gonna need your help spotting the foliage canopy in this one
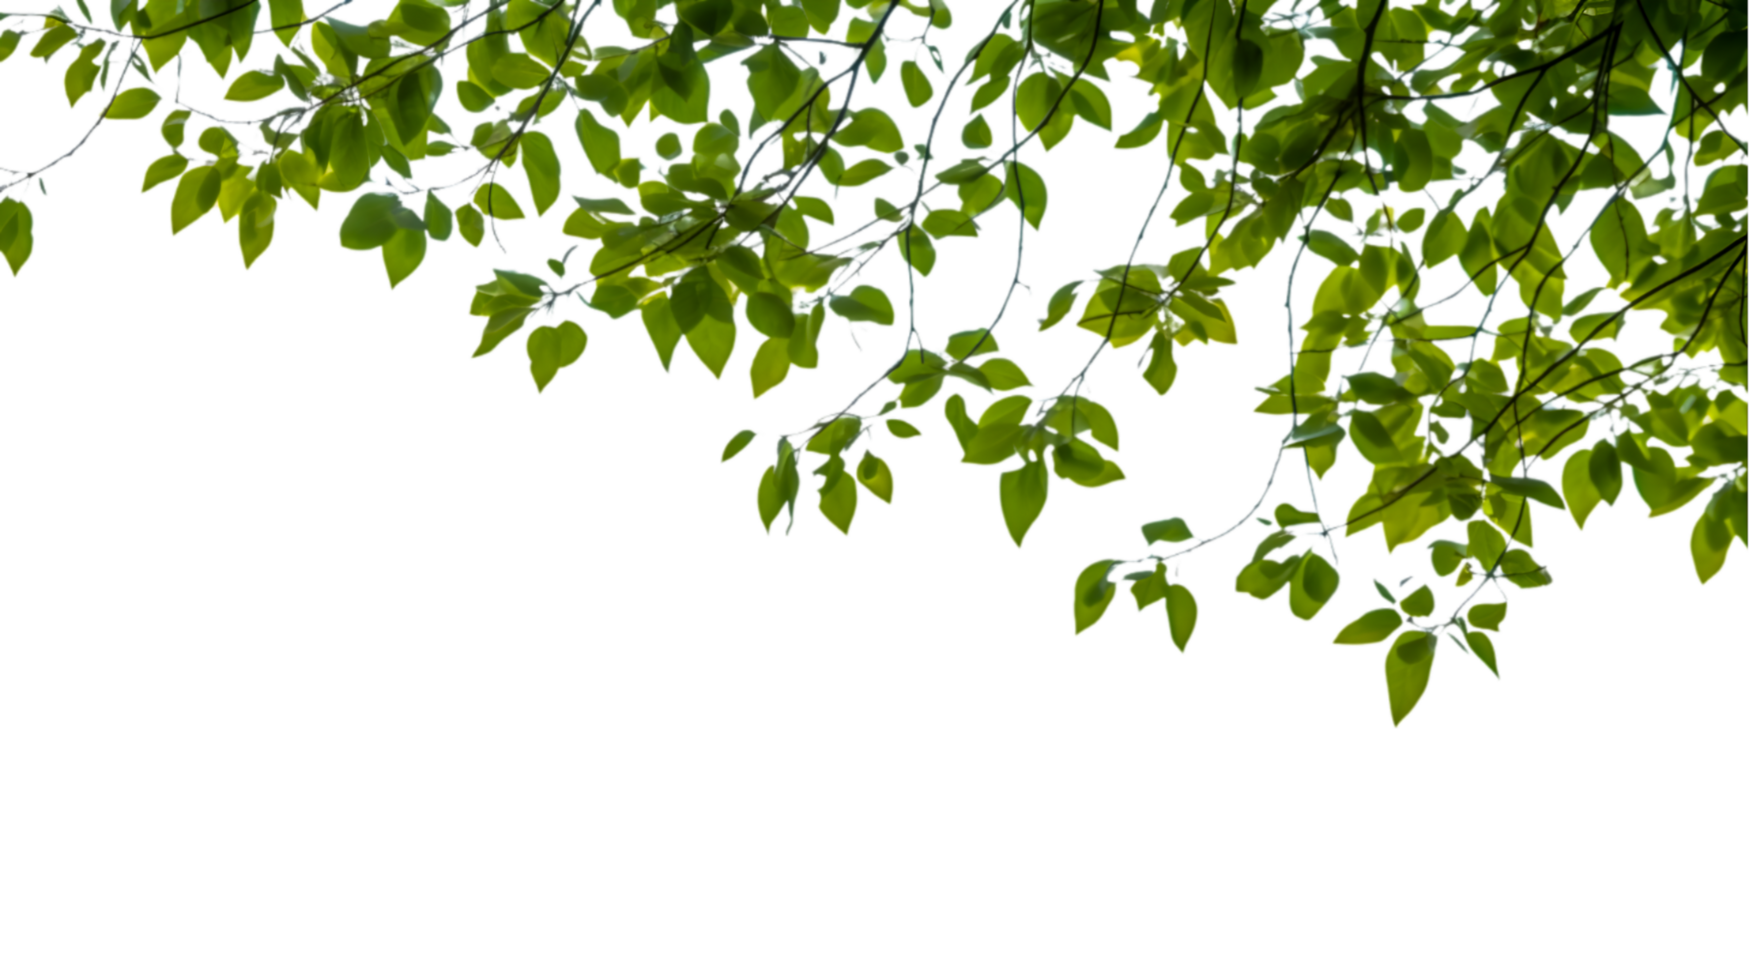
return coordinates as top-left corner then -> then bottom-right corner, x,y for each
2,0 -> 1744,724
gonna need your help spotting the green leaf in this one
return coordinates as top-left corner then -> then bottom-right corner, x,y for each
921,209 -> 978,238
1049,393 -> 1119,451
526,320 -> 587,392
1143,332 -> 1177,395
423,192 -> 453,242
160,109 -> 190,148
382,226 -> 426,287
1335,608 -> 1401,644
339,194 -> 403,250
755,441 -> 801,539
819,465 -> 858,534
457,204 -> 485,246
64,42 -> 100,106
979,359 -> 1031,391
946,330 -> 998,360
1115,110 -> 1162,149
1632,455 -> 1714,517
886,419 -> 921,439
750,336 -> 790,397
238,190 -> 276,268
468,266 -> 542,362
1498,550 -> 1553,588
1231,546 -> 1301,602
1563,449 -> 1603,528
793,196 -> 833,224
1693,163 -> 1749,218
1305,230 -> 1360,266
1039,281 -> 1081,330
856,451 -> 894,503
1251,530 -> 1299,567
1003,162 -> 1047,229
661,266 -> 731,334
743,45 -> 803,120
1132,562 -> 1168,610
31,24 -> 76,61
574,109 -> 622,176
964,423 -> 1023,465
834,159 -> 892,187
141,154 -> 188,192
1015,73 -> 1063,136
828,285 -> 894,325
199,128 -> 240,161
1165,583 -> 1197,652
493,52 -> 554,89
898,225 -> 936,276
902,56 -> 930,110
1052,441 -> 1123,487
961,115 -> 993,149
801,0 -> 839,35
475,182 -> 525,220
1067,79 -> 1112,130
999,458 -> 1048,545
519,131 -> 562,215
1073,560 -> 1117,634
1288,552 -> 1340,620
0,196 -> 33,280
1427,539 -> 1469,577
457,80 -> 494,112
1692,509 -> 1731,584
684,316 -> 735,378
226,71 -> 285,102
899,378 -> 941,411
106,88 -> 162,119
1374,581 -> 1396,603
387,0 -> 451,45
1385,632 -> 1436,726
722,430 -> 757,461
1274,504 -> 1320,527
170,166 -> 222,233
1347,372 -> 1413,404
807,417 -> 862,457
746,293 -> 795,338
1467,520 -> 1506,570
1465,629 -> 1499,677
1232,38 -> 1263,97
1400,585 -> 1434,617
836,109 -> 904,153
1490,475 -> 1565,510
1142,518 -> 1192,544
1468,603 -> 1506,631
863,197 -> 899,226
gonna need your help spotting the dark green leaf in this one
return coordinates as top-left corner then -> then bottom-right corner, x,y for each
1400,585 -> 1434,617
0,199 -> 31,274
1073,560 -> 1117,634
857,451 -> 894,503
1288,552 -> 1340,620
886,419 -> 921,439
999,458 -> 1048,545
722,429 -> 757,461
1274,504 -> 1320,527
1142,518 -> 1192,544
1490,475 -> 1565,510
1385,632 -> 1436,726
1166,583 -> 1197,652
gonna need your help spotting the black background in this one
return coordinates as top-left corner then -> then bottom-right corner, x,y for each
10,3 -> 1735,745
